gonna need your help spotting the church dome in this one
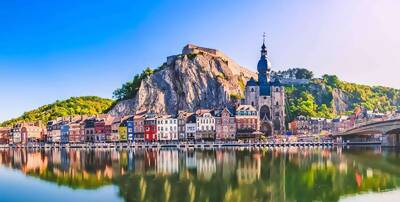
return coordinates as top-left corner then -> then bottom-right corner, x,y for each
257,42 -> 271,73
257,55 -> 271,73
246,77 -> 257,86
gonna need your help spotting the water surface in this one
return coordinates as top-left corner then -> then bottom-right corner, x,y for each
0,147 -> 400,202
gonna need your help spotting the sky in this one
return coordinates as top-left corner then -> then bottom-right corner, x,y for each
1,0 -> 400,122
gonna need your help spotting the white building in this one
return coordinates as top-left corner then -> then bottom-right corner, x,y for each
185,114 -> 197,141
196,109 -> 216,141
157,115 -> 178,141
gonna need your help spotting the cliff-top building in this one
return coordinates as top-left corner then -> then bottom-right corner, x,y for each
244,38 -> 286,135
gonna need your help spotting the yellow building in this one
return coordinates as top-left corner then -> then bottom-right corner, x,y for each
119,124 -> 127,141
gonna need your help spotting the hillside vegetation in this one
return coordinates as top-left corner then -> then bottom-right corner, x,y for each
285,74 -> 400,121
1,96 -> 113,127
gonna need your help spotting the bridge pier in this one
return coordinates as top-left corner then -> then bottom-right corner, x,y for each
382,133 -> 400,147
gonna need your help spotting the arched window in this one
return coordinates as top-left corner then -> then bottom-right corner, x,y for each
276,88 -> 279,92
251,88 -> 254,92
276,101 -> 279,106
251,101 -> 254,106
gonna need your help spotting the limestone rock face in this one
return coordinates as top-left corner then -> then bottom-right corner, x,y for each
331,88 -> 351,113
109,45 -> 257,116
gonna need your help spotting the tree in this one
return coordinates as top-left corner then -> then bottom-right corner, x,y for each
273,68 -> 314,79
322,74 -> 340,88
295,68 -> 314,79
113,67 -> 155,101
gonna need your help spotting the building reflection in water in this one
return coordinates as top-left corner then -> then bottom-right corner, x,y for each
1,147 -> 400,202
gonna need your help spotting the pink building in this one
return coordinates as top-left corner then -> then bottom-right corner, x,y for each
215,107 -> 236,141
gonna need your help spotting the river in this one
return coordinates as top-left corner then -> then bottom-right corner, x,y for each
0,146 -> 399,202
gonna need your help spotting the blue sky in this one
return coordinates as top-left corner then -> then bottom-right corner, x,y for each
1,0 -> 400,121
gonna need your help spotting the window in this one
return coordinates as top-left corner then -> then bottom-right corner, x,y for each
276,101 -> 279,106
251,88 -> 254,92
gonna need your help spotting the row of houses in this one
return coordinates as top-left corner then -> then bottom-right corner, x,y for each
288,116 -> 354,136
1,105 -> 262,145
288,111 -> 398,136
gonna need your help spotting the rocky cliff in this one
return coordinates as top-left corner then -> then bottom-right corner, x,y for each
109,44 -> 257,116
109,44 -> 400,119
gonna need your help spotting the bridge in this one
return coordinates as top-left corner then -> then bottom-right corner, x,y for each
335,118 -> 400,146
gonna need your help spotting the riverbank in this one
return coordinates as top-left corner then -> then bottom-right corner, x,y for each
0,141 -> 335,149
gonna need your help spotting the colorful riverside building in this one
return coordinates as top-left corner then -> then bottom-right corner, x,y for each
46,121 -> 54,143
70,120 -> 84,143
118,118 -> 128,142
110,117 -> 122,142
157,115 -> 178,142
144,112 -> 157,142
49,120 -> 64,143
21,124 -> 43,144
94,119 -> 106,143
134,113 -> 145,142
94,115 -> 114,143
126,117 -> 134,142
196,109 -> 216,141
0,127 -> 10,144
84,118 -> 96,143
215,107 -> 236,141
10,124 -> 21,144
177,111 -> 192,141
60,124 -> 70,144
235,105 -> 260,140
185,114 -> 197,142
52,116 -> 86,144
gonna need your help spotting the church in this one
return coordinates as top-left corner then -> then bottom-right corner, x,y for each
244,39 -> 286,135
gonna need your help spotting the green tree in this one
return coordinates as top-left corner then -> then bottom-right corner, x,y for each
113,67 -> 157,101
322,74 -> 340,88
295,68 -> 314,79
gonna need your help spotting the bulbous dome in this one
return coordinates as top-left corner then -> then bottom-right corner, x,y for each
257,55 -> 271,74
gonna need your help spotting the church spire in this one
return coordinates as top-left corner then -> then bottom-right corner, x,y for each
261,32 -> 267,56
